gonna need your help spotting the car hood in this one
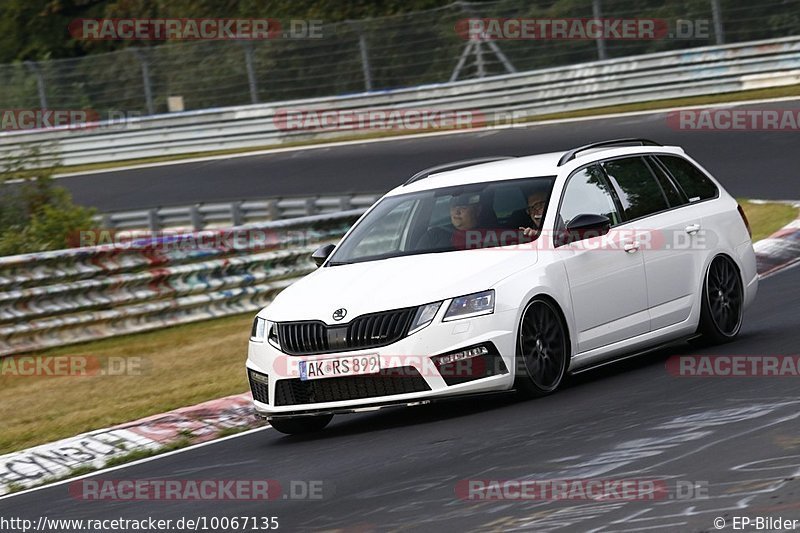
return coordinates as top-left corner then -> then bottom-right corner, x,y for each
263,248 -> 538,323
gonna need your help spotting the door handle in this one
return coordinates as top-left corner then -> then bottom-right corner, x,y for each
623,241 -> 640,253
685,223 -> 701,235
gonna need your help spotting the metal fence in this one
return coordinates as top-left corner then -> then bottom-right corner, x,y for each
94,194 -> 382,231
3,35 -> 800,166
3,0 -> 800,117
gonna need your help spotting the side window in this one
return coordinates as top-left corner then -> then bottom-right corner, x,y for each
559,164 -> 622,228
601,157 -> 669,220
646,156 -> 686,207
656,155 -> 719,202
428,196 -> 452,227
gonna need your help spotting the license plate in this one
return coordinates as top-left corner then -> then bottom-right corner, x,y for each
299,354 -> 381,381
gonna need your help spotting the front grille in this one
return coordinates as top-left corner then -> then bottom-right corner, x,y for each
274,366 -> 430,406
276,307 -> 416,355
248,370 -> 270,404
278,322 -> 329,353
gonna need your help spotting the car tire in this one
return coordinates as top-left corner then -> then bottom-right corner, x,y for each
269,414 -> 333,435
514,297 -> 569,398
694,254 -> 744,346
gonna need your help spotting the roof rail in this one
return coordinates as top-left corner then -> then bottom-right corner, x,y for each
403,156 -> 516,186
557,138 -> 662,167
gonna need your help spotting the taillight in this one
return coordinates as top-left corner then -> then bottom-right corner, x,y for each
737,204 -> 752,238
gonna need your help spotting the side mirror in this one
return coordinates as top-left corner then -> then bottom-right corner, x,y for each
565,213 -> 611,243
311,243 -> 335,267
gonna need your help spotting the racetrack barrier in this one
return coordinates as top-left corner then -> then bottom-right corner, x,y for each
0,210 -> 365,357
2,36 -> 800,167
93,193 -> 381,231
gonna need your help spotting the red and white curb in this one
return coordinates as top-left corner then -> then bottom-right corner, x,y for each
1,202 -> 798,496
753,200 -> 800,278
0,393 -> 264,495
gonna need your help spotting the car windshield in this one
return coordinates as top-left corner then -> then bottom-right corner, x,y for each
328,176 -> 556,265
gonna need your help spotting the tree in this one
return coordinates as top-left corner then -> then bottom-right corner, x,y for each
0,146 -> 97,256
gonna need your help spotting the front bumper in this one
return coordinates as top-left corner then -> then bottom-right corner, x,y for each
255,390 -> 514,420
246,308 -> 518,416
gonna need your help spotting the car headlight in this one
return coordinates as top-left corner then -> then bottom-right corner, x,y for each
443,290 -> 495,321
408,302 -> 442,335
251,317 -> 279,348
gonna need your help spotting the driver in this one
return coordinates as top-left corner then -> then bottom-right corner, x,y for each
416,193 -> 482,249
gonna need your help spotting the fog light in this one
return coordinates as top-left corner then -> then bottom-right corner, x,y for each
432,345 -> 489,366
249,370 -> 269,386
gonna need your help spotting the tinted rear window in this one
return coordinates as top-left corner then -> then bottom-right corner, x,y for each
601,157 -> 669,221
645,156 -> 686,207
656,155 -> 718,202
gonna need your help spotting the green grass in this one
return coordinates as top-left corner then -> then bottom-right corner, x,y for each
56,84 -> 800,176
0,199 -> 796,457
739,199 -> 799,242
0,313 -> 253,455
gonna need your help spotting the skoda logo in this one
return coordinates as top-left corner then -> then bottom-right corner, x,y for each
332,308 -> 347,321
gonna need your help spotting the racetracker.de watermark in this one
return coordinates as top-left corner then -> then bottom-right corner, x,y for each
435,227 -> 716,252
667,355 -> 800,377
273,108 -> 486,132
0,355 -> 146,378
455,479 -> 709,501
667,108 -> 800,131
455,18 -> 709,40
270,353 -> 506,380
1,109 -> 99,131
69,479 -> 326,500
71,229 -> 312,252
68,18 -> 323,40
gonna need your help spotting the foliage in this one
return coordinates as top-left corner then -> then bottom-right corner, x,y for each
0,146 -> 96,256
2,0 -> 799,114
0,0 -> 454,62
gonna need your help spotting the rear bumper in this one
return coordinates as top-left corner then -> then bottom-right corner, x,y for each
736,240 -> 759,310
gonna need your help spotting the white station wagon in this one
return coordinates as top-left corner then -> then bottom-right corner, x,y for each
247,139 -> 758,434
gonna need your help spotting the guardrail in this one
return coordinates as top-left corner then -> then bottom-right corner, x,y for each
0,210 -> 365,357
95,193 -> 381,231
2,36 -> 800,167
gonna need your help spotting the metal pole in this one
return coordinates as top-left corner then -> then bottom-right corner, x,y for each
352,23 -> 373,92
24,61 -> 48,109
242,42 -> 259,104
131,48 -> 155,116
474,40 -> 486,78
592,0 -> 607,60
710,0 -> 725,44
454,1 -> 516,79
450,41 -> 474,82
358,34 -> 373,92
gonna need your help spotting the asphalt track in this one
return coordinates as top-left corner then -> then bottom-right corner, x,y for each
60,99 -> 800,212
5,102 -> 799,532
2,266 -> 799,532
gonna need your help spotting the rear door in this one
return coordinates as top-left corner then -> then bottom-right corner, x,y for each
555,164 -> 650,354
600,156 -> 702,330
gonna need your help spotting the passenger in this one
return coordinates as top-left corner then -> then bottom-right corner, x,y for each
519,191 -> 547,238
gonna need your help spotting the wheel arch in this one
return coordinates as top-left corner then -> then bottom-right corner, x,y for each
515,292 -> 573,372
